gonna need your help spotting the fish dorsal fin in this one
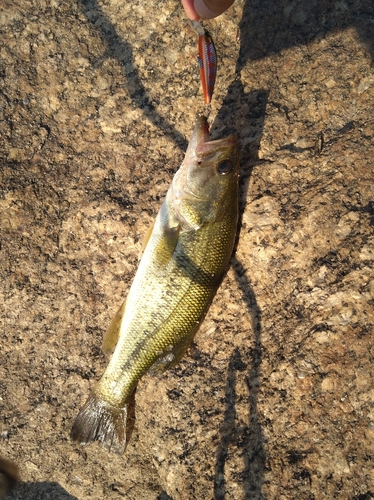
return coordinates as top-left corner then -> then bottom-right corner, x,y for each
138,222 -> 155,261
102,299 -> 126,356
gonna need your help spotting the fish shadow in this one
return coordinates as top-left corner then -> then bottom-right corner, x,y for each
211,81 -> 268,499
209,3 -> 271,494
3,481 -> 78,500
215,258 -> 265,500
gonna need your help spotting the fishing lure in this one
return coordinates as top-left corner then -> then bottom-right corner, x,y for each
198,31 -> 217,104
191,20 -> 217,105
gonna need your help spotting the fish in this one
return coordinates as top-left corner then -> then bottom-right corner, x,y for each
71,115 -> 239,454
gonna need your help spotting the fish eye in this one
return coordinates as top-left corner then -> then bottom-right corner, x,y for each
217,160 -> 232,175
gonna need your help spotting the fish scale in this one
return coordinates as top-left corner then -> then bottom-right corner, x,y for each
71,115 -> 239,454
100,229 -> 228,401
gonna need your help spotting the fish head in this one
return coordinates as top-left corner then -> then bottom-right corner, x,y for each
172,116 -> 239,229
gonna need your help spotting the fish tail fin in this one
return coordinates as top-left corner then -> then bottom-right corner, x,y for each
71,392 -> 134,455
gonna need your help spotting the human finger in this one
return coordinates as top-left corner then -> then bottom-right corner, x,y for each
181,0 -> 200,20
182,0 -> 235,20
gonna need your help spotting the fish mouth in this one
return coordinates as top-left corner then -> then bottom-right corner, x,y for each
194,115 -> 210,145
191,115 -> 237,158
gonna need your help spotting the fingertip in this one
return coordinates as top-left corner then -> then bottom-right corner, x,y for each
182,0 -> 200,20
193,0 -> 216,19
194,0 -> 236,19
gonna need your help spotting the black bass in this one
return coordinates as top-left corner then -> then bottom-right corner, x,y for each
71,115 -> 239,454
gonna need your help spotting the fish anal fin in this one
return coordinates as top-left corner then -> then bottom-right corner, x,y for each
102,300 -> 126,356
70,392 -> 134,455
148,339 -> 191,376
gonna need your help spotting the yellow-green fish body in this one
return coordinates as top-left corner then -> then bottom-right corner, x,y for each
71,116 -> 239,453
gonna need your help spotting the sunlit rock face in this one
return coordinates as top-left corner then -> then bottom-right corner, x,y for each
1,0 -> 373,499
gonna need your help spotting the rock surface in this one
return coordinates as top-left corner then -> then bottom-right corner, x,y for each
1,0 -> 373,499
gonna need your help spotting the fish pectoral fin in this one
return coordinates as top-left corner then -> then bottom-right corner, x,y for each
71,391 -> 135,455
139,213 -> 180,263
102,299 -> 126,356
162,222 -> 181,254
151,222 -> 181,269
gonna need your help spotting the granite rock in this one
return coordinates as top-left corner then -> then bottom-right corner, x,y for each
0,0 -> 373,499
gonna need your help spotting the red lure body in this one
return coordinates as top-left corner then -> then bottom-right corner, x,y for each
198,32 -> 217,105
